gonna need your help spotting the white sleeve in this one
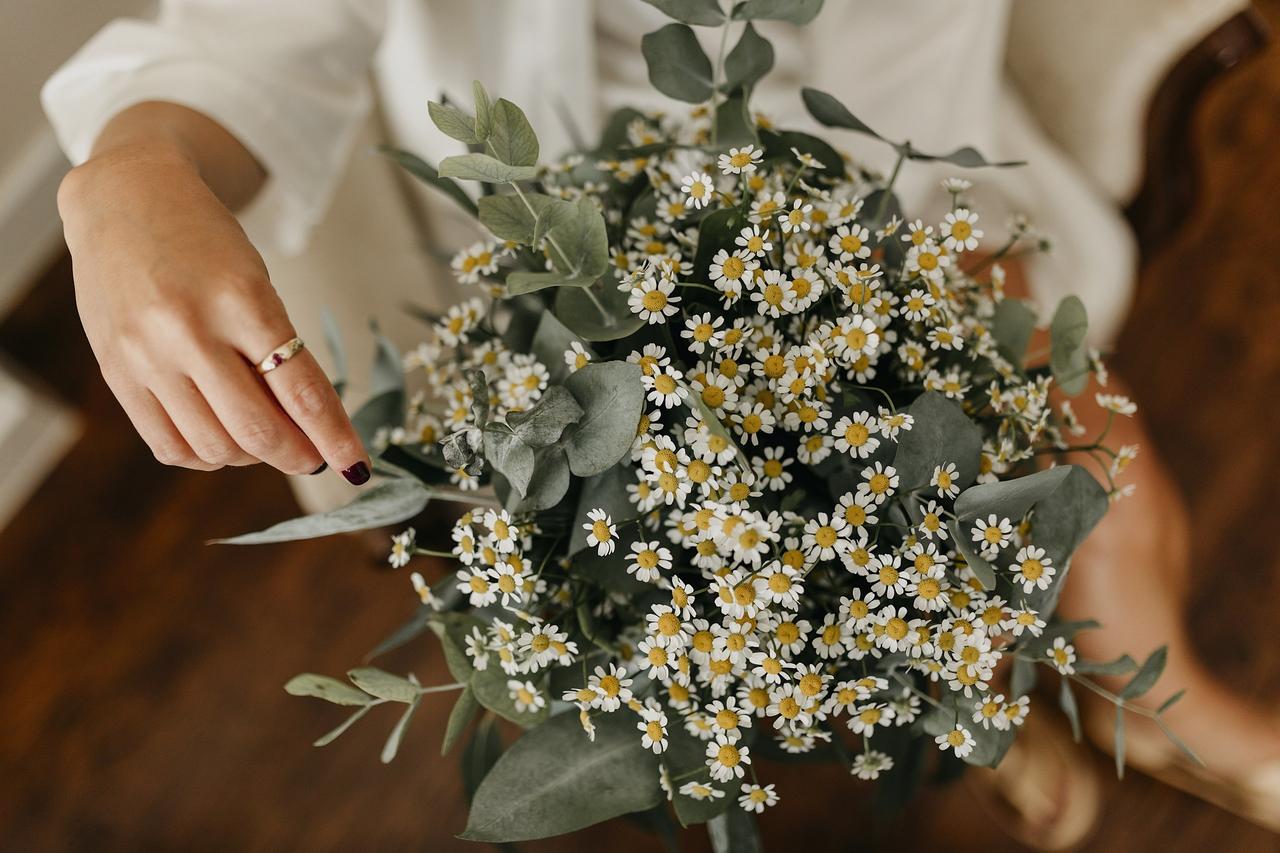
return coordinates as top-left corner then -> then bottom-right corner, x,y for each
41,0 -> 388,255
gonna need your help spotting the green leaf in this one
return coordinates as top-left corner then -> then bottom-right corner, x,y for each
506,386 -> 584,447
713,92 -> 758,148
487,98 -> 540,167
1026,466 -> 1108,609
1059,676 -> 1083,742
429,99 -> 485,144
469,666 -> 549,728
285,674 -> 374,706
313,704 -> 375,747
443,686 -> 480,755
921,695 -> 1014,767
759,129 -> 843,180
381,695 -> 422,764
377,146 -> 478,216
320,307 -> 348,398
692,207 -> 745,283
554,282 -> 645,342
954,465 -> 1073,523
461,711 -> 663,842
347,667 -> 419,703
506,271 -> 599,296
733,0 -> 825,24
568,463 -> 638,555
483,427 -> 536,496
1010,658 -> 1037,698
708,809 -> 762,853
663,723 -> 731,825
1076,655 -> 1139,676
496,446 -> 573,514
1158,689 -> 1186,715
472,81 -> 493,140
641,0 -> 726,25
990,298 -> 1038,368
1114,705 -> 1126,779
890,391 -> 983,492
440,153 -> 539,183
642,24 -> 715,103
479,193 -> 564,243
561,361 -> 646,477
1050,295 -> 1090,396
723,23 -> 773,91
463,715 -> 505,803
547,196 -> 610,279
429,612 -> 483,682
212,478 -> 430,544
531,311 -> 586,383
1120,646 -> 1168,700
801,87 -> 1024,168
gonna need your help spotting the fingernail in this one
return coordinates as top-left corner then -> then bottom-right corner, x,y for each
310,463 -> 328,475
341,461 -> 371,485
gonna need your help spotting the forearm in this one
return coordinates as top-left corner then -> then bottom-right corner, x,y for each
89,101 -> 267,212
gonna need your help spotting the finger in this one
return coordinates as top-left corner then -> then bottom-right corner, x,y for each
259,347 -> 371,485
102,371 -> 219,471
151,374 -> 257,468
189,346 -> 326,476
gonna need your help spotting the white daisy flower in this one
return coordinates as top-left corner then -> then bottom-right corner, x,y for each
583,508 -> 617,556
681,170 -> 715,209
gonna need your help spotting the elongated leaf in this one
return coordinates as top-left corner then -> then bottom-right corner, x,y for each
348,667 -> 419,703
443,686 -> 480,756
487,98 -> 540,167
429,613 -> 483,682
1050,295 -> 1090,396
954,465 -> 1073,523
891,391 -> 983,492
483,427 -> 536,496
497,446 -> 573,514
506,271 -> 598,296
693,207 -> 745,282
642,24 -> 715,103
313,704 -> 375,747
320,307 -> 348,398
1114,705 -> 1126,779
663,723 -> 731,826
641,0 -> 726,25
723,23 -> 773,91
1120,646 -> 1167,700
733,0 -> 825,24
285,674 -> 374,706
472,80 -> 493,139
759,128 -> 843,180
463,716 -> 505,803
708,809 -> 762,853
561,361 -> 646,477
713,92 -> 758,148
381,696 -> 422,763
429,99 -> 484,144
1010,658 -> 1037,698
949,519 -> 997,590
461,711 -> 662,842
212,478 -> 430,544
440,153 -> 538,184
378,146 -> 478,216
801,87 -> 1024,168
1076,654 -> 1139,676
990,298 -> 1038,368
1059,676 -> 1083,742
506,386 -> 584,447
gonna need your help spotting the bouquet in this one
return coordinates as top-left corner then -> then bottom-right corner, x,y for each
225,0 -> 1186,846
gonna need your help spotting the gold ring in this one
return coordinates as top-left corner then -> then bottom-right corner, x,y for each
255,337 -> 305,375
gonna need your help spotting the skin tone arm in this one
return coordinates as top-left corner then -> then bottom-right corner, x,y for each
56,101 -> 372,483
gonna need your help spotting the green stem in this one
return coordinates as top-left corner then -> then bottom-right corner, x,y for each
709,18 -> 733,147
873,149 -> 907,226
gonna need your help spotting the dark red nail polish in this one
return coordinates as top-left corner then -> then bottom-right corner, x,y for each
341,461 -> 370,485
310,463 -> 328,475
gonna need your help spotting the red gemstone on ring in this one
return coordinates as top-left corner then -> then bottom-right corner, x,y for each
272,353 -> 284,366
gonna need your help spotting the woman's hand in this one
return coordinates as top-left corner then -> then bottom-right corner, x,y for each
57,114 -> 371,483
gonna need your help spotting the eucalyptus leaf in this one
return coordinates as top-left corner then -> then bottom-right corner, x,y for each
723,23 -> 773,91
443,686 -> 480,756
954,465 -> 1074,523
212,478 -> 430,544
546,196 -> 610,279
692,207 -> 745,283
505,445 -> 573,513
470,666 -> 549,728
313,704 -> 375,748
733,0 -> 825,24
1120,646 -> 1168,700
1076,654 -> 1139,676
378,146 -> 478,216
713,92 -> 758,148
506,271 -> 599,296
759,129 -> 843,180
351,389 -> 404,453
440,153 -> 539,184
890,391 -> 983,492
463,715 -> 505,803
990,298 -> 1038,368
1050,295 -> 1090,396
285,674 -> 374,706
1010,658 -> 1037,699
568,463 -> 638,555
641,0 -> 726,25
506,386 -> 584,447
483,427 -> 536,497
461,711 -> 662,842
348,667 -> 420,703
708,809 -> 762,853
428,99 -> 484,145
642,24 -> 715,103
531,311 -> 587,383
1059,676 -> 1083,742
561,361 -> 646,477
320,307 -> 348,398
430,612 -> 484,682
949,520 -> 997,590
487,98 -> 540,167
479,192 -> 571,244
381,696 -> 422,764
555,275 -> 646,342
472,80 -> 493,140
663,723 -> 731,825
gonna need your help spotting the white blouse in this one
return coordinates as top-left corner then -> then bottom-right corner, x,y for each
42,0 -> 1136,344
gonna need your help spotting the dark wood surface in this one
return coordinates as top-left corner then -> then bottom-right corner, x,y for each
4,6 -> 1280,850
